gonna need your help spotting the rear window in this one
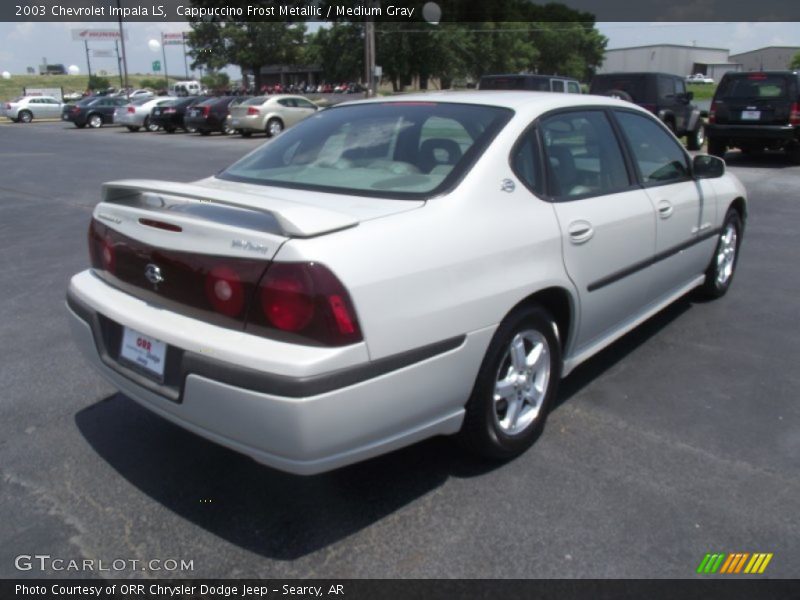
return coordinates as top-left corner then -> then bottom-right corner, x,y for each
590,77 -> 646,103
717,74 -> 790,99
219,102 -> 513,199
244,96 -> 267,105
480,76 -> 550,91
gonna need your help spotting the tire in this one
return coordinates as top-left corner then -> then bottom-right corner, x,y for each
186,126 -> 197,133
126,126 -> 140,132
200,129 -> 211,136
686,123 -> 705,151
458,305 -> 561,460
787,142 -> 800,165
240,130 -> 252,138
87,114 -> 103,129
266,117 -> 284,138
707,138 -> 726,159
698,209 -> 743,299
603,89 -> 633,102
144,117 -> 159,133
18,110 -> 33,124
223,123 -> 236,135
75,123 -> 86,129
164,126 -> 176,134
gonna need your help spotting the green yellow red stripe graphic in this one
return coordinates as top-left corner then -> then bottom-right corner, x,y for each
697,552 -> 773,574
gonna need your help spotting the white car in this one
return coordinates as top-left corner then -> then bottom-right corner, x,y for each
67,92 -> 746,475
686,73 -> 715,84
114,97 -> 175,132
4,95 -> 64,123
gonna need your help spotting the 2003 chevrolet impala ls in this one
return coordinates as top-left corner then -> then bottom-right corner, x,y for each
67,92 -> 746,474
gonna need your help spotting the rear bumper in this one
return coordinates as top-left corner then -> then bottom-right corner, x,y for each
706,123 -> 799,143
184,116 -> 216,131
66,271 -> 487,474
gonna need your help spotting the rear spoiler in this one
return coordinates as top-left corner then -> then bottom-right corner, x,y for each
101,179 -> 358,238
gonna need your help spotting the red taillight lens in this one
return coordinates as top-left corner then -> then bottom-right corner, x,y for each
163,107 -> 176,114
127,106 -> 135,114
205,266 -> 245,317
88,220 -> 116,274
71,106 -> 80,113
202,106 -> 211,117
250,262 -> 362,346
790,102 -> 800,126
709,100 -> 719,124
247,106 -> 259,116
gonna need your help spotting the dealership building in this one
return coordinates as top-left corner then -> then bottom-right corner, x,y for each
598,44 -> 742,80
729,46 -> 800,71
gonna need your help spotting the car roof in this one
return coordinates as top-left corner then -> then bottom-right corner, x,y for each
593,72 -> 677,78
336,90 -> 639,114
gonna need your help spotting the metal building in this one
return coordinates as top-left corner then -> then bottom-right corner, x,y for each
598,44 -> 740,79
729,46 -> 800,71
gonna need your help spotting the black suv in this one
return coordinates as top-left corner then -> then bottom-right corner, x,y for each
705,71 -> 800,163
479,74 -> 582,94
589,72 -> 705,150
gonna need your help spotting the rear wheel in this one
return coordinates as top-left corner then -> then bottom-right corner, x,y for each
266,117 -> 284,137
144,117 -> 159,132
707,138 -> 726,159
698,209 -> 742,299
87,114 -> 103,129
126,126 -> 140,132
18,110 -> 33,124
200,129 -> 211,136
686,123 -> 705,151
458,305 -> 561,460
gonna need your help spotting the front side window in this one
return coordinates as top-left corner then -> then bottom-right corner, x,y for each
551,80 -> 566,93
220,102 -> 512,199
567,81 -> 581,94
539,110 -> 630,198
614,111 -> 690,185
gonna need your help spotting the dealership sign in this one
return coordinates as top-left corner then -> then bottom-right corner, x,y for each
71,29 -> 129,41
161,32 -> 187,46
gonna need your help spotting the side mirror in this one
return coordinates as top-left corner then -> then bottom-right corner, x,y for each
693,154 -> 725,179
685,90 -> 694,101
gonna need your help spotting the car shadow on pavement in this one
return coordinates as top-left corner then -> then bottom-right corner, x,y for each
74,293 -> 696,560
721,150 -> 796,169
74,392 -> 497,560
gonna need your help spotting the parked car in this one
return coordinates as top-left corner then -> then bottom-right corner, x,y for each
589,72 -> 706,150
479,74 -> 582,94
4,95 -> 64,123
129,89 -> 155,100
686,73 -> 715,84
61,96 -> 129,128
228,94 -> 318,137
114,97 -> 175,132
149,96 -> 210,133
184,96 -> 246,135
66,92 -> 746,475
705,71 -> 800,163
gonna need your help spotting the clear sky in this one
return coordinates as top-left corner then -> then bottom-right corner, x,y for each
0,21 -> 798,78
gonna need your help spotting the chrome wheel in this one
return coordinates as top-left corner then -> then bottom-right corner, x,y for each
493,330 -> 550,436
267,118 -> 283,137
716,223 -> 738,287
88,114 -> 102,128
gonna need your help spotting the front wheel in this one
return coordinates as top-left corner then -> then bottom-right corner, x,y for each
707,138 -> 726,158
266,117 -> 284,137
686,123 -> 705,151
698,209 -> 742,299
458,305 -> 561,460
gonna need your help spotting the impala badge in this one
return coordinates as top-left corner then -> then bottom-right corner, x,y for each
145,264 -> 164,286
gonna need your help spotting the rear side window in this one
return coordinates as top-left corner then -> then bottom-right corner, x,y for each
614,111 -> 689,185
539,110 -> 630,198
717,75 -> 790,99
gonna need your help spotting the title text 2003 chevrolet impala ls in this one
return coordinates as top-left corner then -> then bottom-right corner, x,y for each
66,92 -> 746,474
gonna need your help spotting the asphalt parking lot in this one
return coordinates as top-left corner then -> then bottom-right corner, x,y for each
1,120 -> 798,579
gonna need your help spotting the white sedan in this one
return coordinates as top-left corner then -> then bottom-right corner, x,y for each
67,92 -> 746,474
4,95 -> 63,122
686,73 -> 715,84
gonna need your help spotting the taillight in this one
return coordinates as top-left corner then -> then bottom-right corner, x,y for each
127,106 -> 135,113
709,100 -> 719,124
249,262 -> 362,346
247,106 -> 259,116
790,102 -> 800,126
202,106 -> 211,117
163,107 -> 177,114
71,106 -> 80,114
88,220 -> 116,274
205,266 -> 245,317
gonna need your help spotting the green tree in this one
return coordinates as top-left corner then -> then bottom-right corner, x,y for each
791,51 -> 800,69
306,23 -> 364,83
87,75 -> 110,91
201,71 -> 230,90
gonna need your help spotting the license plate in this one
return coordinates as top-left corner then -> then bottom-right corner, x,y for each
231,119 -> 240,126
741,110 -> 761,120
119,327 -> 167,380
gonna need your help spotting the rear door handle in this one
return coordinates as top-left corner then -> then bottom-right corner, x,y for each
657,200 -> 674,219
567,220 -> 594,244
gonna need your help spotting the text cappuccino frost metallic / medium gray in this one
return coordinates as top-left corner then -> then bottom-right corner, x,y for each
66,91 -> 747,474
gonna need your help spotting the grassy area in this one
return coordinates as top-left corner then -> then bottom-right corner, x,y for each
687,83 -> 717,101
0,74 -> 177,102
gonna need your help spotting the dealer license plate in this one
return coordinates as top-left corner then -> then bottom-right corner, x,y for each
741,110 -> 761,120
119,327 -> 166,379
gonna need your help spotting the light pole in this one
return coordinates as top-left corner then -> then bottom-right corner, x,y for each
116,0 -> 130,98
